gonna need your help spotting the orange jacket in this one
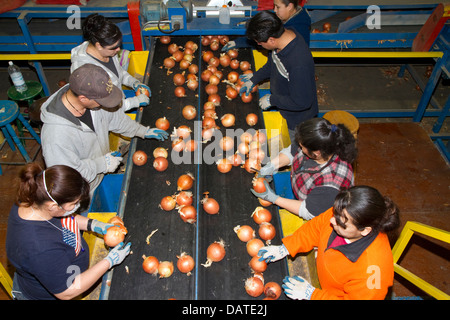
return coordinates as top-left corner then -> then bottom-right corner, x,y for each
282,208 -> 394,300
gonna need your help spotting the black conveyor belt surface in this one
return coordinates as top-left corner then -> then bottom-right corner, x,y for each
108,36 -> 288,300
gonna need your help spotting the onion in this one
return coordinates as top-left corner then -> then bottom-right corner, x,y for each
142,255 -> 159,275
219,136 -> 234,151
241,92 -> 253,103
227,71 -> 239,83
243,157 -> 261,173
201,194 -> 220,214
184,40 -> 198,52
172,50 -> 184,62
173,73 -> 185,86
182,105 -> 197,120
186,79 -> 198,91
230,59 -> 240,69
104,225 -> 127,247
168,43 -> 179,54
259,222 -> 276,244
160,36 -> 171,44
323,22 -> 332,31
249,148 -> 266,162
240,132 -> 253,144
205,83 -> 218,95
179,59 -> 191,70
246,113 -> 258,126
240,60 -> 251,72
136,87 -> 150,97
155,117 -> 170,131
208,94 -> 221,106
202,50 -> 214,63
202,128 -> 215,142
178,205 -> 197,224
177,252 -> 195,275
188,63 -> 198,74
227,48 -> 238,59
201,36 -> 211,46
237,142 -> 249,155
246,238 -> 264,257
210,41 -> 220,51
176,191 -> 193,206
219,53 -> 231,67
184,139 -> 198,152
153,156 -> 168,172
219,35 -> 229,45
251,207 -> 272,224
225,86 -> 238,100
159,195 -> 176,211
153,147 -> 168,158
245,276 -> 264,297
202,240 -> 226,267
214,70 -> 223,80
259,198 -> 272,207
177,172 -> 194,190
203,109 -> 217,119
252,177 -> 267,193
249,255 -> 267,273
158,261 -> 174,278
132,150 -> 148,166
172,138 -> 185,152
217,158 -> 232,173
164,57 -> 175,69
176,125 -> 192,139
201,69 -> 212,82
202,116 -> 216,129
234,225 -> 255,242
229,153 -> 243,166
108,215 -> 124,226
174,86 -> 186,97
253,130 -> 267,144
208,74 -> 220,85
220,114 -> 235,127
264,282 -> 282,300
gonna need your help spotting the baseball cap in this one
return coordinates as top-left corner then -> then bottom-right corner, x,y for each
69,64 -> 122,108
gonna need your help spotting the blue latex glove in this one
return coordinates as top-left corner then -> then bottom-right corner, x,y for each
250,180 -> 279,203
258,244 -> 289,263
259,94 -> 271,110
239,74 -> 255,97
132,81 -> 151,97
145,127 -> 169,141
105,242 -> 132,268
282,276 -> 315,300
221,40 -> 236,52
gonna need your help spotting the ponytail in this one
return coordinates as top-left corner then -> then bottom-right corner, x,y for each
82,13 -> 122,48
333,185 -> 400,234
16,163 -> 90,208
294,118 -> 358,163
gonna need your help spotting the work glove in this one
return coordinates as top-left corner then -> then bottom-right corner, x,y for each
131,81 -> 151,97
257,162 -> 276,180
259,94 -> 272,110
89,219 -> 114,235
105,242 -> 132,268
239,74 -> 255,97
258,244 -> 289,263
250,180 -> 279,203
221,40 -> 236,52
127,94 -> 149,108
104,152 -> 123,173
282,275 -> 315,300
144,127 -> 169,141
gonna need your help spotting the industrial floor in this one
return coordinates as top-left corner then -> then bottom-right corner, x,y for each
0,57 -> 449,299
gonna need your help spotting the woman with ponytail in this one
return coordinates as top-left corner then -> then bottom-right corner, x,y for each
71,13 -> 151,111
6,163 -> 131,300
258,185 -> 401,300
252,117 -> 357,220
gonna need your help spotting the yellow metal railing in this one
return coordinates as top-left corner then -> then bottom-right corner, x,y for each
392,221 -> 450,300
0,262 -> 13,299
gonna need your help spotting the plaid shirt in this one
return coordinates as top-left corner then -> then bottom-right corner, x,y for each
291,152 -> 354,200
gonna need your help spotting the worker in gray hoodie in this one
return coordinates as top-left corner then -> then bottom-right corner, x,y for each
71,13 -> 150,112
40,64 -> 168,200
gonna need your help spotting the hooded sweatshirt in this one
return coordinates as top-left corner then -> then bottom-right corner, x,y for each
71,41 -> 138,111
40,85 -> 148,197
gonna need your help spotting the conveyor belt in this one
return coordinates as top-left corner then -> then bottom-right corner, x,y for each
108,36 -> 288,300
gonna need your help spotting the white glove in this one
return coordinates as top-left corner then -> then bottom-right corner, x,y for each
259,94 -> 271,110
222,40 -> 236,51
258,244 -> 289,263
105,242 -> 131,268
257,162 -> 276,179
239,74 -> 255,96
127,94 -> 149,108
104,152 -> 123,173
282,275 -> 315,300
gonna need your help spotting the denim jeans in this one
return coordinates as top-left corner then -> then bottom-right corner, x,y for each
11,273 -> 29,300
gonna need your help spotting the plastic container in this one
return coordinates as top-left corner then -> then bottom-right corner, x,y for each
219,5 -> 230,25
8,61 -> 27,93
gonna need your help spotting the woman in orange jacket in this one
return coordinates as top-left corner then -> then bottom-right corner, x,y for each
258,185 -> 400,300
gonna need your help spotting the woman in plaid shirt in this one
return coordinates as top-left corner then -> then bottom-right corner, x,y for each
252,118 -> 357,220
